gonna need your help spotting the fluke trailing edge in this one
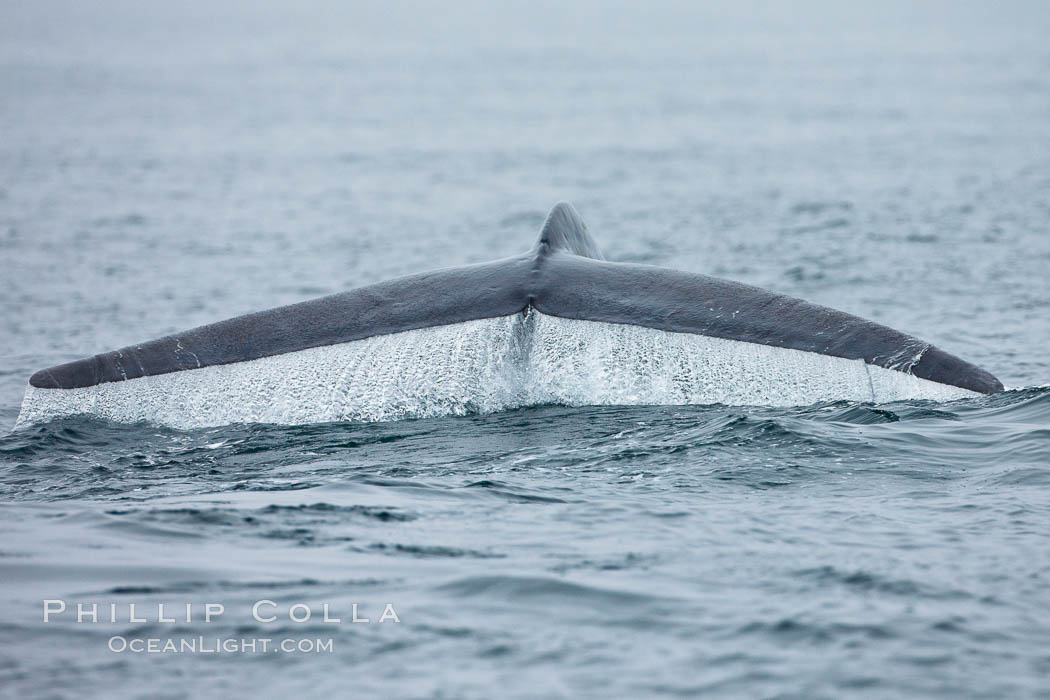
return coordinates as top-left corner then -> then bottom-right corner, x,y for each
18,203 -> 1003,428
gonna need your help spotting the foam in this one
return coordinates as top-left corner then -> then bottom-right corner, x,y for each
15,311 -> 976,429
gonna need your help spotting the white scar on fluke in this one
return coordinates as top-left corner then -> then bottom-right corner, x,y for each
17,203 -> 999,429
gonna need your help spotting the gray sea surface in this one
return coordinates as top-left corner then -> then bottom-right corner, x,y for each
2,1 -> 1050,697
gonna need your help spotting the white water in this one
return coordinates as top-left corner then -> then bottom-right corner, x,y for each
16,311 -> 975,429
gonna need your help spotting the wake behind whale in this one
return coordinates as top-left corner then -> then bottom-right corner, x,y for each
16,203 -> 1002,429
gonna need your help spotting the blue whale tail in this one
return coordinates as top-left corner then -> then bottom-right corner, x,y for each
24,202 -> 1003,404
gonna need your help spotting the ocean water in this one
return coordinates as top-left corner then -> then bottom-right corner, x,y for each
2,1 -> 1050,697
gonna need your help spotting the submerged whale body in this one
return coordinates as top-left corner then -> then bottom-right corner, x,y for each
17,203 -> 1002,428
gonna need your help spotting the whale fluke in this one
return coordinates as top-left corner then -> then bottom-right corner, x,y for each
18,202 -> 1003,428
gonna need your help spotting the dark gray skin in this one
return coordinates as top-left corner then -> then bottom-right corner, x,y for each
30,203 -> 1003,395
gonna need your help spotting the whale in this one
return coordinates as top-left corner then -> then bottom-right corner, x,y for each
16,202 -> 1003,428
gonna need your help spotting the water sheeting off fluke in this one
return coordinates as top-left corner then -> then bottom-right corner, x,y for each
17,312 -> 976,429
